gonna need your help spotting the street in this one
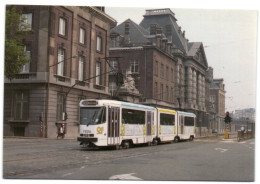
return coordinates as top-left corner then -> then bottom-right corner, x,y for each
3,136 -> 255,181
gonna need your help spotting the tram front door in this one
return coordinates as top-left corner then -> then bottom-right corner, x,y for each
108,107 -> 120,145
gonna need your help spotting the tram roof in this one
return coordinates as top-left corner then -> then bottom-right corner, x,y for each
177,111 -> 196,117
80,99 -> 156,111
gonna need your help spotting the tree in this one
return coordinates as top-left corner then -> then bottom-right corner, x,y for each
5,6 -> 31,80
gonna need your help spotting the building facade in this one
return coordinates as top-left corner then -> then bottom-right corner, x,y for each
109,19 -> 178,109
4,5 -> 116,138
110,9 -> 213,135
209,79 -> 226,133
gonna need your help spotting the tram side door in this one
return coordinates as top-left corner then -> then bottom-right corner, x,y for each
180,115 -> 184,135
108,107 -> 120,145
146,111 -> 152,136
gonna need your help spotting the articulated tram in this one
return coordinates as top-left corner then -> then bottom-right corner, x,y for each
77,99 -> 196,149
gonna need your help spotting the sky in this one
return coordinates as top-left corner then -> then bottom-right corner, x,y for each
105,7 -> 258,113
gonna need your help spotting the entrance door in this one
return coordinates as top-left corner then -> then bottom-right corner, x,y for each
108,107 -> 120,145
146,111 -> 152,136
14,127 -> 25,136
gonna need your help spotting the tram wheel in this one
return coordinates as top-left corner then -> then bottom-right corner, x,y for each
189,136 -> 194,141
174,137 -> 180,143
152,139 -> 158,146
122,141 -> 130,149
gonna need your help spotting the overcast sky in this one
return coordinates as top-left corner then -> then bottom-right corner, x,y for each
105,7 -> 258,113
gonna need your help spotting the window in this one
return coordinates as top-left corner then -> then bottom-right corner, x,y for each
154,61 -> 158,76
130,59 -> 139,73
154,82 -> 158,99
57,93 -> 65,121
20,13 -> 32,31
210,95 -> 215,102
109,60 -> 118,72
166,86 -> 169,101
21,45 -> 31,73
14,91 -> 29,120
170,87 -> 174,102
57,48 -> 65,76
79,28 -> 85,44
109,81 -> 117,96
96,62 -> 101,85
160,64 -> 164,78
59,17 -> 66,36
171,68 -> 174,82
122,109 -> 145,125
80,107 -> 106,125
160,113 -> 175,126
78,56 -> 84,81
184,117 -> 194,126
96,36 -> 102,52
111,37 -> 116,47
160,84 -> 163,100
166,66 -> 169,80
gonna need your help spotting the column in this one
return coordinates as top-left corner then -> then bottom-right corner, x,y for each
193,70 -> 197,105
187,67 -> 193,104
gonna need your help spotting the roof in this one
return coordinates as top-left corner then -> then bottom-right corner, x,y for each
111,19 -> 150,45
140,10 -> 189,53
210,78 -> 224,89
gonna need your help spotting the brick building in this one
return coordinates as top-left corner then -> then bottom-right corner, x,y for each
109,9 -> 214,134
109,19 -> 177,109
4,6 -> 116,138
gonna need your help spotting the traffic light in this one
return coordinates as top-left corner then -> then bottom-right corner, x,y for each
224,111 -> 232,123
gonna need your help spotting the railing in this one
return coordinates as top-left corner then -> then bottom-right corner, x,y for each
15,73 -> 37,79
5,72 -> 48,83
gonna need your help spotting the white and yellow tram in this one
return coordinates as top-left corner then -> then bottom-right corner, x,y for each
77,99 -> 196,149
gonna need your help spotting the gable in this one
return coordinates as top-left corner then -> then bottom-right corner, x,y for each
187,42 -> 208,68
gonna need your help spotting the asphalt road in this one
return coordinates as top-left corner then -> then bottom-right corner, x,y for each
3,136 -> 255,181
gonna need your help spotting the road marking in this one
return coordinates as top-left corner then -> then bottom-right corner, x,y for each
62,173 -> 73,177
80,166 -> 85,170
250,142 -> 254,145
109,173 -> 142,180
215,148 -> 228,153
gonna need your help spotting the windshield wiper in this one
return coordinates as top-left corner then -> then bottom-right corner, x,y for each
87,111 -> 97,126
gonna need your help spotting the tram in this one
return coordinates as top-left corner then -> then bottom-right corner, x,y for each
77,99 -> 196,149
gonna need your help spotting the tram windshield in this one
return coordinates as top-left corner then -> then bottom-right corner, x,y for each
80,107 -> 106,126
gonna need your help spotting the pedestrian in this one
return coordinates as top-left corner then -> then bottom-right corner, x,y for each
57,125 -> 64,139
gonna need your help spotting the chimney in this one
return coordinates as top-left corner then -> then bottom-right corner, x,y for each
156,27 -> 162,34
150,24 -> 157,35
182,30 -> 185,38
124,21 -> 130,44
178,26 -> 181,34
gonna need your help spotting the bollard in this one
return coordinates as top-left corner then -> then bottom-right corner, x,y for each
225,129 -> 229,139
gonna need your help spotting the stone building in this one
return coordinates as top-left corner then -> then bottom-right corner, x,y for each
110,9 -> 213,134
4,5 -> 116,138
209,78 -> 226,133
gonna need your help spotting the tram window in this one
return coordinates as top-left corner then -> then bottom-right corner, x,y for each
184,117 -> 194,126
122,108 -> 145,125
80,107 -> 106,125
160,113 -> 175,126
